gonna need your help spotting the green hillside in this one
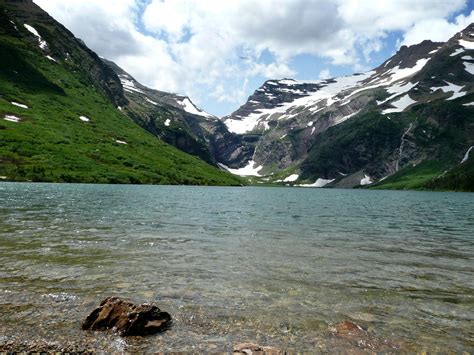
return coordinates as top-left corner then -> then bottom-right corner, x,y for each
0,7 -> 241,186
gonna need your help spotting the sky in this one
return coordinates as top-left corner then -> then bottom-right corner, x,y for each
34,0 -> 474,117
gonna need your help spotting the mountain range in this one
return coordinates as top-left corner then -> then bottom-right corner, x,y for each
1,0 -> 473,191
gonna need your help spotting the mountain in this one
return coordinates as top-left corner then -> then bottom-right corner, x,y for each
0,0 -> 241,185
220,25 -> 474,190
1,0 -> 472,191
102,59 -> 253,167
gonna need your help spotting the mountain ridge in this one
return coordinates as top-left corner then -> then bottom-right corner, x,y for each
1,0 -> 472,190
217,24 -> 474,190
0,0 -> 242,186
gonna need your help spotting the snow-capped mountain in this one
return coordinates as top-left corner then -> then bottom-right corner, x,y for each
5,0 -> 470,190
219,24 -> 474,189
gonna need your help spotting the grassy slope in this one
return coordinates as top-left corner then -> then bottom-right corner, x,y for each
370,158 -> 474,192
371,99 -> 474,191
0,26 -> 241,185
424,155 -> 474,191
369,161 -> 446,190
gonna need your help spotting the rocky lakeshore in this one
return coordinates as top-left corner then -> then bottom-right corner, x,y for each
0,297 -> 406,353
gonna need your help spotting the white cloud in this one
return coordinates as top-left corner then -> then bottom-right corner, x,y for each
318,69 -> 332,80
401,10 -> 474,46
33,0 -> 471,116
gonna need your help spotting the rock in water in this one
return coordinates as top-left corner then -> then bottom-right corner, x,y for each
330,320 -> 401,351
233,343 -> 281,354
82,297 -> 171,336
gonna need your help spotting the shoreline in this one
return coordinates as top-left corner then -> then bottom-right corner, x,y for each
0,319 -> 407,353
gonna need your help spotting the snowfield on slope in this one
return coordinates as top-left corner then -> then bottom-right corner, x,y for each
223,55 -> 433,134
298,178 -> 335,187
431,82 -> 467,101
178,98 -> 213,118
218,160 -> 263,176
24,24 -> 48,50
119,75 -> 145,94
382,94 -> 417,114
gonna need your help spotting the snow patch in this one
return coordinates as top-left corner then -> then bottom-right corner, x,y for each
459,39 -> 474,50
462,55 -> 474,60
4,115 -> 21,123
278,79 -> 297,85
218,160 -> 263,177
461,146 -> 473,163
79,115 -> 90,122
307,121 -> 314,127
463,102 -> 474,106
11,102 -> 28,109
360,174 -> 373,186
450,48 -> 464,56
23,24 -> 48,50
178,98 -> 213,118
377,81 -> 418,106
283,174 -> 299,182
9,20 -> 18,31
463,61 -> 474,75
382,94 -> 417,114
119,76 -> 144,94
115,140 -> 127,145
298,178 -> 334,187
225,112 -> 269,134
431,82 -> 466,101
384,58 -> 429,84
164,118 -> 171,126
145,97 -> 158,105
333,110 -> 360,125
46,55 -> 57,62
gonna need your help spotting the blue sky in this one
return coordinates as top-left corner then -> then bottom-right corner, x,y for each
36,0 -> 474,117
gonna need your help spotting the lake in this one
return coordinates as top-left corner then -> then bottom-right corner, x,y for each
0,182 -> 473,352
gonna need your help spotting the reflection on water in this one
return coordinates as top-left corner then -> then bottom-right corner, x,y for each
1,182 -> 473,352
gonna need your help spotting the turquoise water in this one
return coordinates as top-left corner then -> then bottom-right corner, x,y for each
0,182 -> 473,352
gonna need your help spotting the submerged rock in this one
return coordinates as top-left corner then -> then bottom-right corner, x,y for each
82,297 -> 171,336
329,320 -> 401,352
233,342 -> 281,354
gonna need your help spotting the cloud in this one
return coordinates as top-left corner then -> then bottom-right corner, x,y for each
318,69 -> 332,80
401,10 -> 474,46
33,0 -> 471,116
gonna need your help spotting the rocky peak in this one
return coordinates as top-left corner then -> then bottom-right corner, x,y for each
454,23 -> 474,40
377,40 -> 442,72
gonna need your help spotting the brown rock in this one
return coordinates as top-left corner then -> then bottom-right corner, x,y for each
233,342 -> 282,354
330,320 -> 400,352
82,297 -> 171,336
335,320 -> 366,336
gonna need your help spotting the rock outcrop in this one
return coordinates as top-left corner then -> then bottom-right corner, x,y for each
82,297 -> 171,336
